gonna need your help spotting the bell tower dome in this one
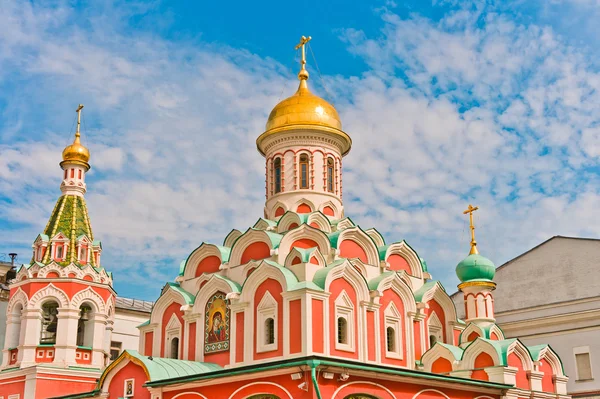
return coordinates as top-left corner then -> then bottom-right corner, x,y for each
257,36 -> 352,220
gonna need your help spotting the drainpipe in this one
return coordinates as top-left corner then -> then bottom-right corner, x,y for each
308,360 -> 322,399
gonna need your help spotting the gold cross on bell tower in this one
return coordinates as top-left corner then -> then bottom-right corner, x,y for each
295,35 -> 312,80
75,104 -> 84,138
463,204 -> 479,255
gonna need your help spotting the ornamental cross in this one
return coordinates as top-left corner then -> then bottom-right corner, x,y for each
295,35 -> 312,71
463,204 -> 479,255
75,104 -> 84,137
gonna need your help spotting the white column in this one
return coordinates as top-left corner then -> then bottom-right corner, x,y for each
92,314 -> 107,368
19,308 -> 42,367
53,308 -> 79,367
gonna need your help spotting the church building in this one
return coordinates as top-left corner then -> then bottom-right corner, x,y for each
0,37 -> 570,399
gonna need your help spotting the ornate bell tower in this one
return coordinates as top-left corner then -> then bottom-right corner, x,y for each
257,36 -> 352,220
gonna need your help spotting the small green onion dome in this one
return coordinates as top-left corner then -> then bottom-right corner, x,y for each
456,253 -> 496,283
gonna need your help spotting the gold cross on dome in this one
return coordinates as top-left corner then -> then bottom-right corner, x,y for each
295,35 -> 312,73
75,104 -> 84,137
463,204 -> 479,255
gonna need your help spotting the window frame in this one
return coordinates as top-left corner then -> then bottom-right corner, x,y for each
574,346 -> 594,381
384,302 -> 403,359
256,291 -> 278,353
334,291 -> 355,352
273,158 -> 282,194
327,157 -> 335,193
299,154 -> 309,189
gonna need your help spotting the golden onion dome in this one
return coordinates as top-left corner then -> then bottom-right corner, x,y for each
257,52 -> 352,156
61,132 -> 90,169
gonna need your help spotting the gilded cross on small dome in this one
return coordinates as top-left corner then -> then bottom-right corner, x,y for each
75,104 -> 84,138
463,204 -> 479,255
294,35 -> 312,81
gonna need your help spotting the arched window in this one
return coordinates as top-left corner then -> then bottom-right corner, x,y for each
430,334 -> 437,347
337,317 -> 347,344
274,158 -> 282,194
327,157 -> 335,193
7,304 -> 23,349
76,304 -> 93,347
265,318 -> 275,345
387,326 -> 395,352
299,154 -> 309,189
55,245 -> 64,260
170,337 -> 179,359
40,301 -> 59,345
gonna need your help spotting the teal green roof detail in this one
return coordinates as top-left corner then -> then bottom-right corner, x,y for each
312,259 -> 365,290
211,274 -> 241,293
35,233 -> 49,242
240,260 -> 299,291
413,281 -> 440,302
217,246 -> 231,261
100,350 -> 222,385
38,194 -> 96,267
291,247 -> 317,263
378,245 -> 389,261
527,344 -> 548,361
420,257 -> 429,272
180,243 -> 231,276
436,343 -> 464,360
164,283 -> 195,305
328,231 -> 342,248
456,254 -> 495,283
264,231 -> 283,248
178,260 -> 186,276
368,271 -> 396,291
92,240 -> 101,247
137,320 -> 150,328
253,218 -> 277,228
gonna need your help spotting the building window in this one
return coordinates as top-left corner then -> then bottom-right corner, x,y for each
337,317 -> 347,344
575,348 -> 593,381
170,337 -> 179,359
334,290 -> 354,352
428,311 -> 443,346
78,169 -> 82,179
76,304 -> 93,347
64,169 -> 67,179
384,302 -> 403,359
257,291 -> 278,353
265,318 -> 275,345
299,154 -> 309,189
40,301 -> 59,345
387,327 -> 395,352
274,158 -> 282,194
70,169 -> 75,178
79,245 -> 87,263
327,157 -> 335,192
110,341 -> 122,360
55,245 -> 64,260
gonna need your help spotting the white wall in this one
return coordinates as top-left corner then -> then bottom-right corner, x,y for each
112,308 -> 149,353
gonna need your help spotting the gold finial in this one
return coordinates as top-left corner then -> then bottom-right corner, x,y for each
463,204 -> 480,255
75,104 -> 84,140
295,35 -> 312,81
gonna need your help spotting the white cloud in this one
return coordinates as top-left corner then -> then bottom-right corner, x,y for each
1,0 -> 600,299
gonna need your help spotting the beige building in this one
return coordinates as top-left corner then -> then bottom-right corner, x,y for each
452,236 -> 600,398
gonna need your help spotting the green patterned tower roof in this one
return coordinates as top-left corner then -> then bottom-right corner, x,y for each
38,194 -> 96,267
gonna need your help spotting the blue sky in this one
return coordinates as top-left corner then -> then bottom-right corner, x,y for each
2,0 -> 600,300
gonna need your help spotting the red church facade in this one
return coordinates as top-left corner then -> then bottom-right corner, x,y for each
0,39 -> 569,399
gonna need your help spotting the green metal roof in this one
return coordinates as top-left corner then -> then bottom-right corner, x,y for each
312,259 -> 347,289
291,247 -> 317,263
368,271 -> 396,291
211,274 -> 241,293
437,343 -> 464,360
456,254 -> 495,283
164,283 -> 195,305
413,280 -> 440,302
38,194 -> 97,267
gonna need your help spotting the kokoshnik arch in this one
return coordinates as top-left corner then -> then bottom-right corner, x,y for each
0,37 -> 570,399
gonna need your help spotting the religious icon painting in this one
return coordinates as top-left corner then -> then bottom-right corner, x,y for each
123,378 -> 134,397
204,292 -> 230,353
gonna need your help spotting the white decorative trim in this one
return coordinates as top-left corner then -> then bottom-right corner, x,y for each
165,314 -> 181,359
412,389 -> 451,399
334,290 -> 355,352
172,393 -> 208,399
383,241 -> 424,279
228,229 -> 276,266
277,224 -> 331,262
256,291 -> 278,353
336,227 -> 379,266
71,287 -> 107,313
384,301 -> 403,359
332,381 -> 397,399
29,283 -> 69,308
227,381 -> 293,399
462,338 -> 502,369
306,212 -> 332,232
427,311 -> 443,346
182,243 -> 224,281
364,228 -> 385,247
421,342 -> 461,373
6,288 -> 28,314
223,229 -> 243,248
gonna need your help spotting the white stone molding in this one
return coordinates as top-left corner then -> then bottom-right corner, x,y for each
306,212 -> 332,232
384,301 -> 403,360
371,272 -> 417,313
37,266 -> 63,278
292,197 -> 316,213
334,290 -> 355,352
332,381 -> 398,399
319,200 -> 340,219
182,243 -> 224,281
421,342 -> 461,373
417,282 -> 458,344
256,291 -> 278,353
227,381 -> 293,399
228,229 -> 277,267
268,201 -> 289,220
6,288 -> 28,315
223,229 -> 243,248
506,339 -> 534,371
323,260 -> 370,303
461,338 -> 502,369
164,313 -> 182,359
364,228 -> 386,248
71,287 -> 107,313
336,218 -> 355,230
489,323 -> 504,340
459,323 -> 485,346
62,264 -> 85,279
239,261 -> 290,303
277,224 -> 331,262
192,275 -> 236,315
382,242 -> 424,279
276,212 -> 303,233
427,311 -> 444,346
536,346 -> 565,377
336,227 -> 380,266
29,283 -> 70,309
149,287 -> 186,325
